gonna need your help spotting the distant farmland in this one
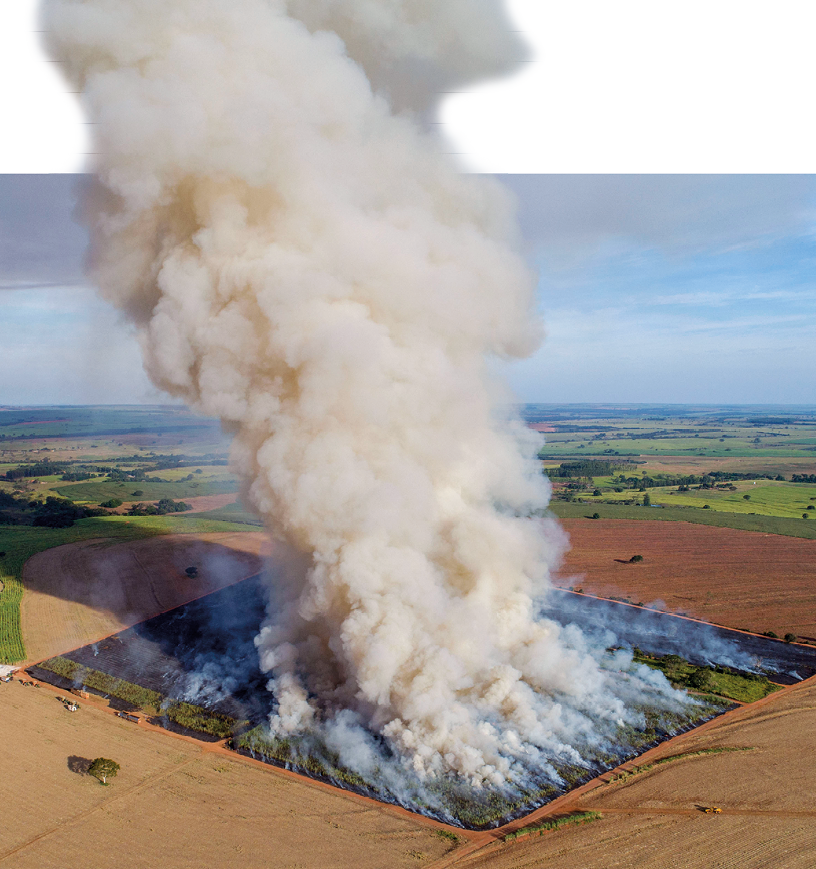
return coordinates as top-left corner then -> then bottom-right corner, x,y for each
55,479 -> 237,503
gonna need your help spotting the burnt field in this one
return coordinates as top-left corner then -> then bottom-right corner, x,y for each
33,574 -> 271,725
27,577 -> 816,829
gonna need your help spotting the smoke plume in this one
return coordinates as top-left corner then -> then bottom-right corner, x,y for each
43,0 -> 687,788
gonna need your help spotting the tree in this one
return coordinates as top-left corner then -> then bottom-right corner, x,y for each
784,633 -> 797,643
185,566 -> 199,577
688,668 -> 712,691
593,489 -> 601,497
642,493 -> 651,506
628,554 -> 643,563
743,494 -> 751,500
88,757 -> 120,785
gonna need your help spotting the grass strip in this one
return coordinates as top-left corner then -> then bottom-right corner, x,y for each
548,501 -> 816,540
36,656 -> 245,736
610,746 -> 754,784
38,656 -> 163,709
504,811 -> 602,841
633,651 -> 782,703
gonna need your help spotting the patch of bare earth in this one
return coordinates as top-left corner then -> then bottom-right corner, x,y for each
554,519 -> 816,639
0,684 -> 452,869
109,493 -> 239,514
454,679 -> 816,869
21,533 -> 271,662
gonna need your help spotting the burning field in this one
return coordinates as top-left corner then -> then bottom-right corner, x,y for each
29,0 -> 816,853
28,575 -> 816,829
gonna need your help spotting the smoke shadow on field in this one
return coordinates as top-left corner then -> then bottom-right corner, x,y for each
60,573 -> 273,723
67,756 -> 92,775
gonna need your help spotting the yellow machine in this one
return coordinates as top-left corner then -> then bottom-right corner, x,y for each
702,807 -> 722,814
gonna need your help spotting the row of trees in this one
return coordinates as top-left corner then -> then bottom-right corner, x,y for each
0,492 -> 105,528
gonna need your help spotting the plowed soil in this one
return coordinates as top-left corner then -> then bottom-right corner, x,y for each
0,683 -> 452,869
20,532 -> 271,662
108,493 -> 240,514
453,677 -> 816,869
554,519 -> 816,639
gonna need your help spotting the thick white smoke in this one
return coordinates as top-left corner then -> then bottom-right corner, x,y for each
43,0 -> 686,788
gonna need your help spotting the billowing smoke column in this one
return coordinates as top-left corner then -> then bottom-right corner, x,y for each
43,0 -> 686,787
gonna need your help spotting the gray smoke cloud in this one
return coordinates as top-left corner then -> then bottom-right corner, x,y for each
42,0 -> 687,787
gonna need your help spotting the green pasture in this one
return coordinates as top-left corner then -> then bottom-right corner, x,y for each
53,479 -> 238,503
144,465 -> 232,482
541,438 -> 816,458
0,513 -> 257,664
575,481 -> 816,520
548,501 -> 816,539
186,500 -> 262,526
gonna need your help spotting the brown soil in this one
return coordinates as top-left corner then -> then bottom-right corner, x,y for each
553,519 -> 816,639
20,532 -> 271,663
109,492 -> 239,514
0,682 -> 452,869
635,456 -> 816,476
450,678 -> 816,869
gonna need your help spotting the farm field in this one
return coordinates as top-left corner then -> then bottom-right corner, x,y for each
456,677 -> 816,869
549,501 -> 816,540
0,682 -> 453,869
53,478 -> 238,503
525,404 -> 816,460
20,531 -> 271,663
3,404 -> 816,865
553,519 -> 816,640
0,514 -> 264,664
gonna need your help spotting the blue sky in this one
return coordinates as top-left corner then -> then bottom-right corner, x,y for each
1,174 -> 814,405
499,175 -> 816,404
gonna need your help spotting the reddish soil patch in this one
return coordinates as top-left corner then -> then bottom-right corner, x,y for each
110,492 -> 239,514
554,519 -> 816,639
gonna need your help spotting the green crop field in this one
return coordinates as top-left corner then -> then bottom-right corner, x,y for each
547,501 -> 816,539
53,479 -> 237,503
571,481 -> 816,519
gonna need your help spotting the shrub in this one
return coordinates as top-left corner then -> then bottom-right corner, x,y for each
784,633 -> 797,643
688,668 -> 713,690
100,498 -> 123,509
629,555 -> 643,563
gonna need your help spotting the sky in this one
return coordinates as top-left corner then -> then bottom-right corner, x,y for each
1,1 -> 815,405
